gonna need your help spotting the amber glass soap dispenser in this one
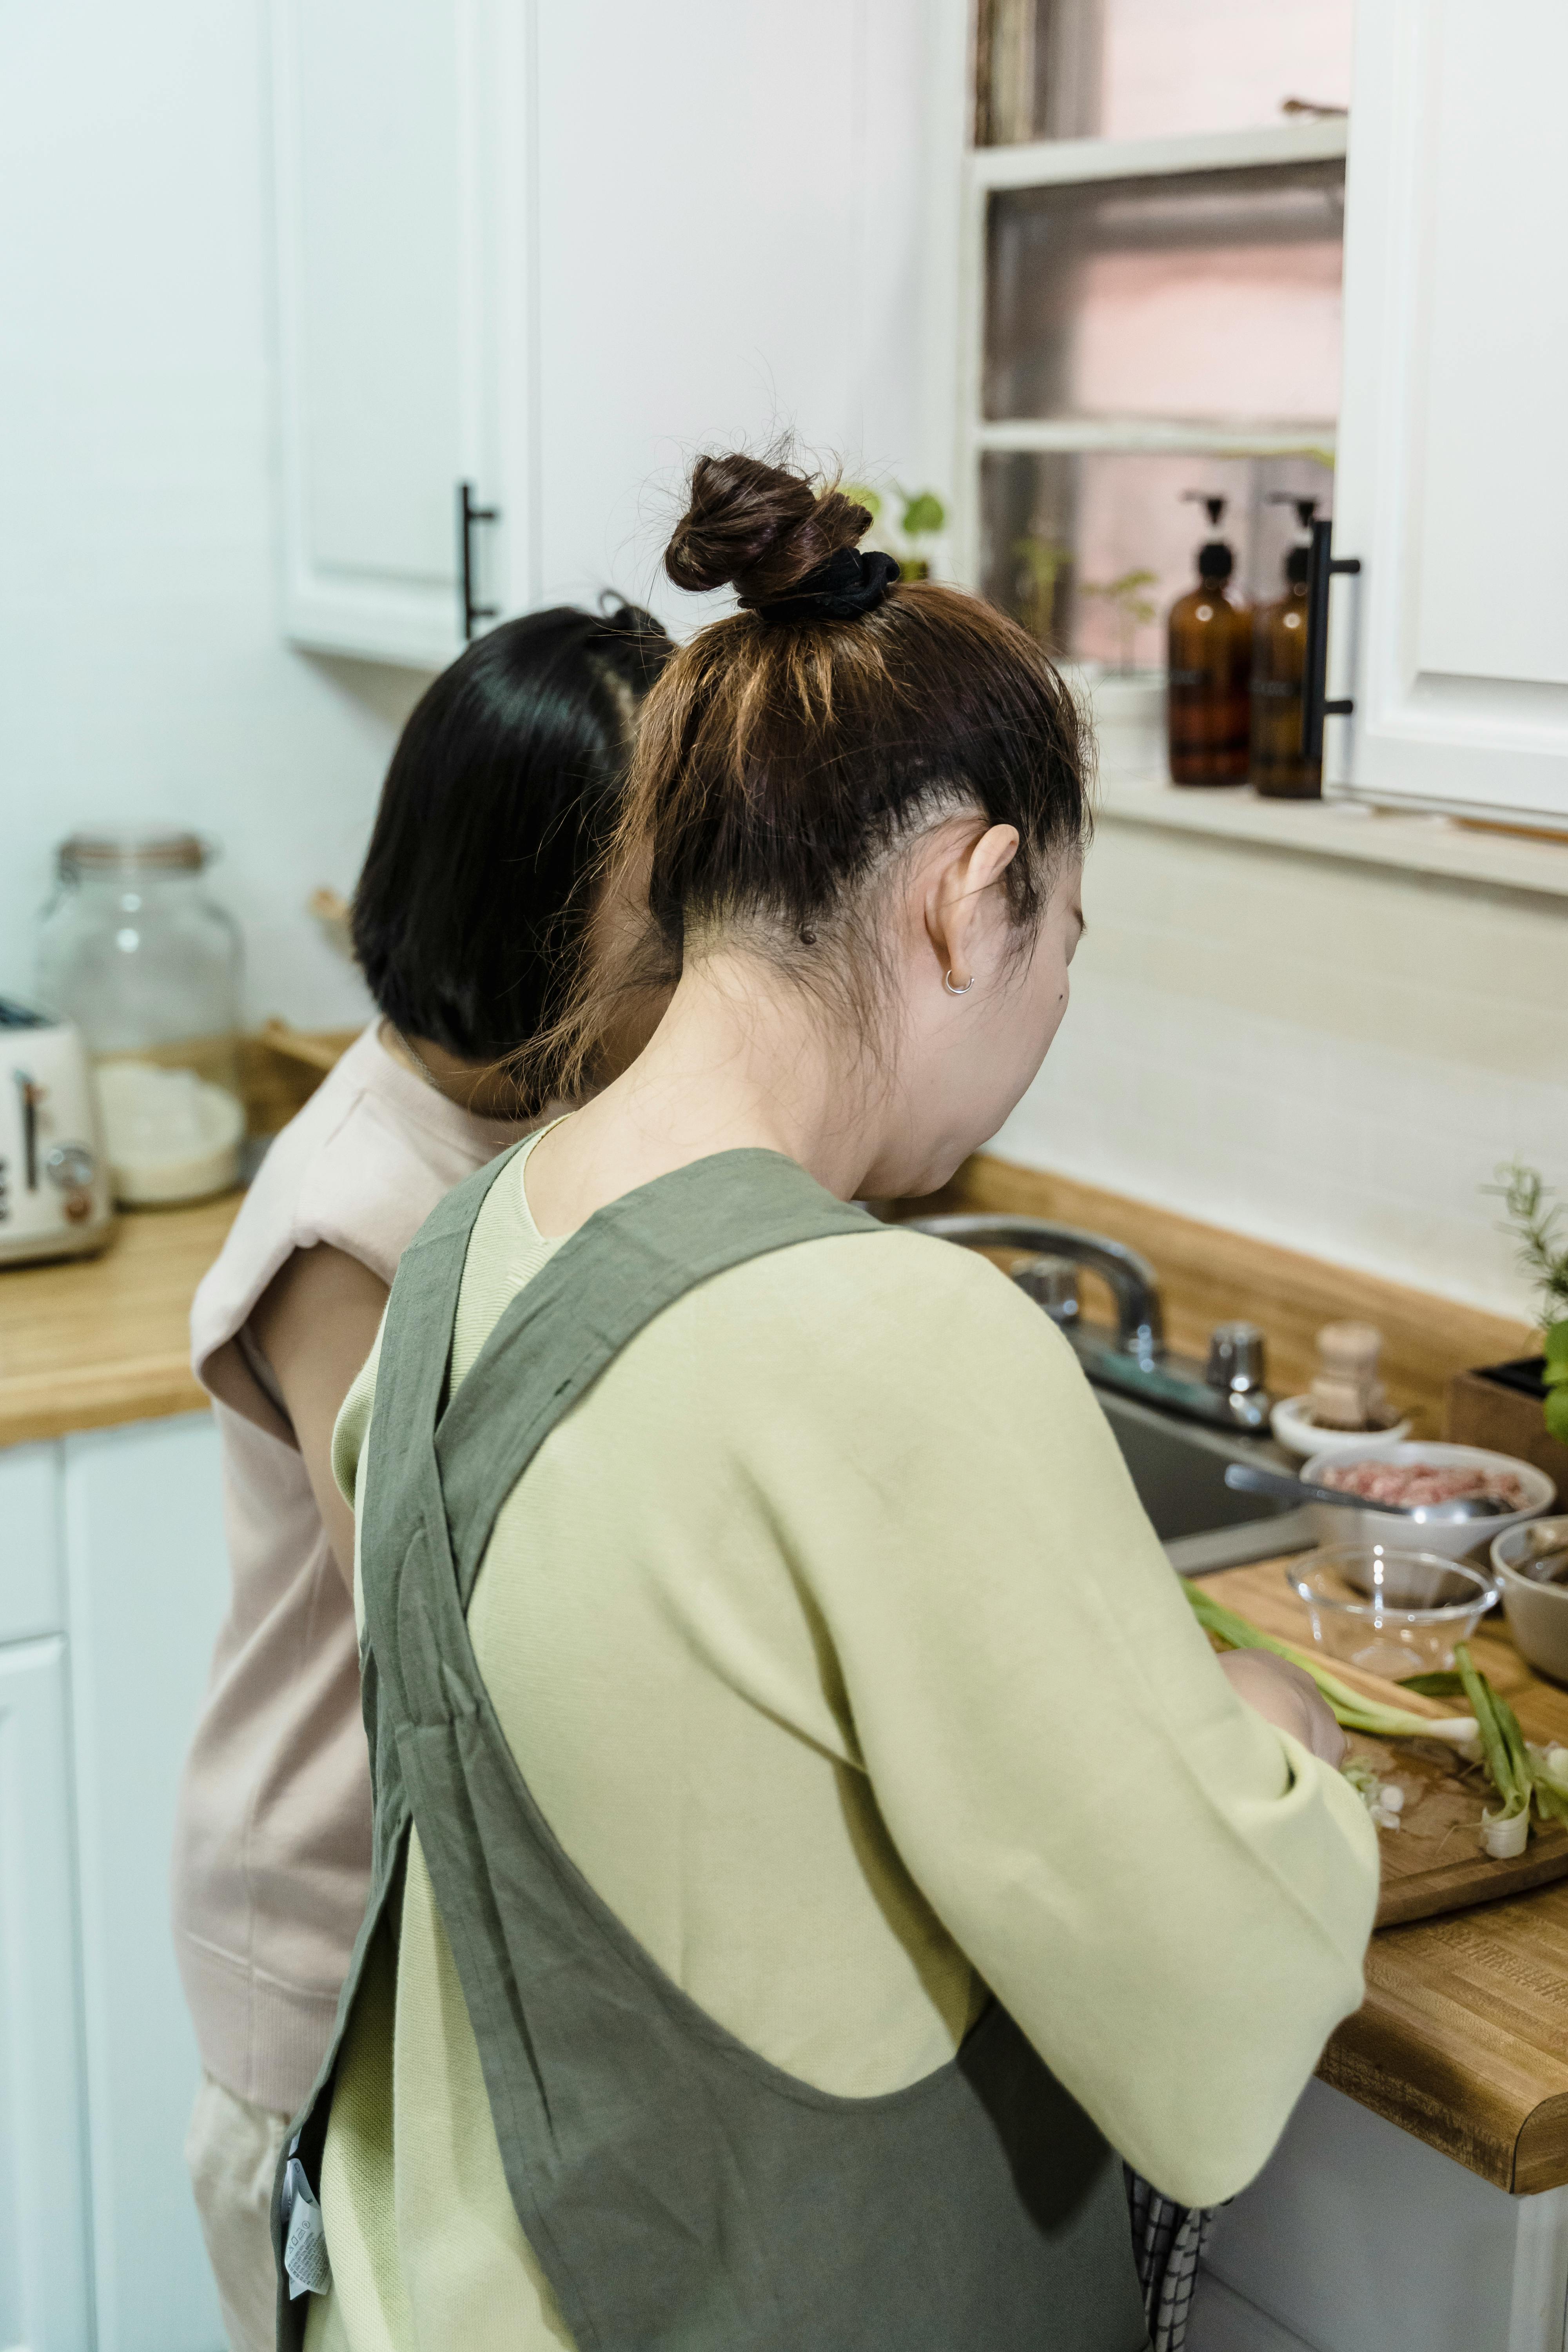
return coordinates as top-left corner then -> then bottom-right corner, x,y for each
1167,494 -> 1250,785
1250,495 -> 1321,799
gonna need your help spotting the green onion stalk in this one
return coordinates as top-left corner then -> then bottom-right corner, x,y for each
1452,1643 -> 1530,1856
1184,1585 -> 1480,1748
1189,1584 -> 1568,1860
1400,1648 -> 1568,1854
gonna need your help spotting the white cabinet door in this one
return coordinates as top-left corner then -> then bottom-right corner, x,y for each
0,1441 -> 62,1646
527,0 -> 927,624
0,1637 -> 93,2352
270,0 -> 507,666
64,1415 -> 231,2352
272,0 -> 938,663
1331,0 -> 1568,822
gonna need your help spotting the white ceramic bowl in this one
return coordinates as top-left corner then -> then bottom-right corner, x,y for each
1300,1439 -> 1555,1564
1491,1514 -> 1568,1684
1270,1396 -> 1413,1459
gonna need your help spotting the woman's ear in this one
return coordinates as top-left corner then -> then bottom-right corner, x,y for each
926,823 -> 1020,991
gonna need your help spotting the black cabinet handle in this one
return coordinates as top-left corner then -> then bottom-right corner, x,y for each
457,481 -> 501,643
1301,515 -> 1360,763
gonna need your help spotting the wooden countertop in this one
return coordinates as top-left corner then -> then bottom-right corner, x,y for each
3,1137 -> 1532,1457
1212,1558 -> 1568,2195
0,1194 -> 240,1446
0,1022 -> 351,1449
936,1153 -> 1534,1436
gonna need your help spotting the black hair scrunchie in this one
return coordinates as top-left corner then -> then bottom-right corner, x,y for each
746,546 -> 902,625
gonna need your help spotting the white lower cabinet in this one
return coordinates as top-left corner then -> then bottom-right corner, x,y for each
0,1635 -> 93,2352
0,1414 -> 230,2352
62,1416 -> 230,2352
1195,2077 -> 1568,2352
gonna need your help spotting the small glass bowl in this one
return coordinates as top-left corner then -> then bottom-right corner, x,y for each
1287,1545 -> 1498,1679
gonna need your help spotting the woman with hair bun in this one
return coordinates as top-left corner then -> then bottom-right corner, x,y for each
293,457 -> 1376,2352
172,600 -> 671,2352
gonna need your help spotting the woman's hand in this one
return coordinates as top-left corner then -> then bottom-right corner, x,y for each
1218,1648 -> 1345,1766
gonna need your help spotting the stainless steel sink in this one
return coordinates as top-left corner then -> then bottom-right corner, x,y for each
1096,1388 -> 1316,1575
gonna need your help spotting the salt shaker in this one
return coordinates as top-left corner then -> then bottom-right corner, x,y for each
1310,1321 -> 1388,1431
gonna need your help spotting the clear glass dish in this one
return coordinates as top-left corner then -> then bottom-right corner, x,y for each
1287,1546 -> 1498,1680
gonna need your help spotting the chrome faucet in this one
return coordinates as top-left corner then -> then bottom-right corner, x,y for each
903,1213 -> 1270,1432
910,1216 -> 1165,1362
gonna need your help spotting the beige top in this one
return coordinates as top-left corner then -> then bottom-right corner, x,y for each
308,1132 -> 1379,2351
171,1023 -> 522,2115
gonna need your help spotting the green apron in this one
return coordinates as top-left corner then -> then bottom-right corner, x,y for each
275,1146 -> 1150,2352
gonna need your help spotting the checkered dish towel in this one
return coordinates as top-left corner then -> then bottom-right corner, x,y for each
1124,2168 -> 1223,2352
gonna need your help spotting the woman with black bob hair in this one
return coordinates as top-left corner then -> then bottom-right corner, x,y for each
354,602 -> 671,1069
172,600 -> 672,2352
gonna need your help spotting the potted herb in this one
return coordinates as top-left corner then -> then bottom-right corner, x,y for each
1493,1163 -> 1568,1444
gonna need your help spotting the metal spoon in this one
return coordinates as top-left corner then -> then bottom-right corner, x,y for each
1223,1461 -> 1514,1522
1509,1525 -> 1568,1585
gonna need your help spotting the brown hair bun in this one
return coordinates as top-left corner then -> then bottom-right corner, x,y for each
664,452 -> 873,604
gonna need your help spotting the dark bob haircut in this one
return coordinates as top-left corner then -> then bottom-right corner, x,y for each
352,602 -> 672,1066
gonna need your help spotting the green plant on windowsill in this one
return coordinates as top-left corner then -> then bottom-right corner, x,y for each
1011,535 -> 1072,648
1079,568 -> 1160,677
894,486 -> 946,581
843,483 -> 947,582
1489,1162 -> 1568,1443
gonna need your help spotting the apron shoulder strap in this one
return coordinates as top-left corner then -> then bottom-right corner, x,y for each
357,1138 -> 527,1599
397,1146 -> 886,1610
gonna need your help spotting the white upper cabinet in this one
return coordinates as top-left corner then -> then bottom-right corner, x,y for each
270,0 -> 943,667
1330,0 -> 1568,821
270,0 -> 507,666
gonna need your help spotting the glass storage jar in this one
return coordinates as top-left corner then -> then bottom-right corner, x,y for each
37,831 -> 246,1204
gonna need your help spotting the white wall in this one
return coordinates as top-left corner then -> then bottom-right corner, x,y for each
0,0 -> 418,1029
995,815 -> 1568,1323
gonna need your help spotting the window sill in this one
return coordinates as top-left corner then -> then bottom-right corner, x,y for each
1095,770 -> 1568,900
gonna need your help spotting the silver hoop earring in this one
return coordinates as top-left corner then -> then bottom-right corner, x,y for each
943,969 -> 975,997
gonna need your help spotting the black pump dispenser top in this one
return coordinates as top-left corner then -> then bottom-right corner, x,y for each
1182,490 -> 1232,583
1267,492 -> 1319,585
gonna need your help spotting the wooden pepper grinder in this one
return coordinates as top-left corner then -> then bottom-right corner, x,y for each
1310,1321 -> 1389,1431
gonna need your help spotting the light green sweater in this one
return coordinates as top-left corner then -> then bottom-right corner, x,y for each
310,1133 -> 1377,2352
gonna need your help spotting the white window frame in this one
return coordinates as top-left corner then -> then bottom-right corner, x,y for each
952,115 -> 1351,599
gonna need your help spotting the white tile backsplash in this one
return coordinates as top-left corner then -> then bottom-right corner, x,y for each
993,817 -> 1568,1320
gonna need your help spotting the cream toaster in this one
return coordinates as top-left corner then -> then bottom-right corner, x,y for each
0,999 -> 115,1265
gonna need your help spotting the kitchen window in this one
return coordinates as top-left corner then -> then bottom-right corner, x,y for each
962,0 -> 1352,699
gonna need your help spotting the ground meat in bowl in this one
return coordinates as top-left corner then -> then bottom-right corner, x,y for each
1320,1459 -> 1531,1511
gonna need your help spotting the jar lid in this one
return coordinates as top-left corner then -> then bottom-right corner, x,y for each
58,829 -> 213,878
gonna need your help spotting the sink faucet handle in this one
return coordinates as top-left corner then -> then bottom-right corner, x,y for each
1207,1321 -> 1268,1398
1011,1255 -> 1081,1327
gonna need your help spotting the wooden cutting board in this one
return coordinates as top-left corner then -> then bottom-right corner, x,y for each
1343,1729 -> 1568,1927
1198,1560 -> 1568,1930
